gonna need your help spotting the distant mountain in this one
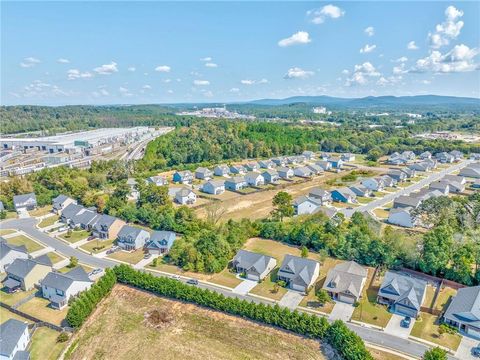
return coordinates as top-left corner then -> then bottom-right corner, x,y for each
247,95 -> 480,107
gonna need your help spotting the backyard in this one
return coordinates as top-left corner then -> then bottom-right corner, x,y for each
17,294 -> 69,326
29,327 -> 68,360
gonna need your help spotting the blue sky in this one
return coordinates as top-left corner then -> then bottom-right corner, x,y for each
2,1 -> 479,105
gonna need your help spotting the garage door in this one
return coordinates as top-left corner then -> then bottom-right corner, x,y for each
292,284 -> 306,292
247,274 -> 260,281
338,294 -> 355,304
394,304 -> 417,318
467,326 -> 480,339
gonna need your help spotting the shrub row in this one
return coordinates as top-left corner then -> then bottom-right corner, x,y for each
113,265 -> 373,360
66,269 -> 117,328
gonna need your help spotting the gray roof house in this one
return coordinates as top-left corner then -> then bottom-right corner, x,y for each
272,157 -> 287,167
436,152 -> 455,163
277,167 -> 294,179
308,188 -> 332,205
294,166 -> 313,178
145,231 -> 177,255
232,250 -> 277,281
116,225 -> 150,250
316,160 -> 332,171
444,286 -> 480,339
259,160 -> 275,169
3,256 -> 52,291
277,255 -> 320,292
302,150 -> 315,160
92,214 -> 125,240
225,176 -> 247,191
146,175 -> 168,186
245,172 -> 265,186
262,169 -> 279,184
380,175 -> 397,187
307,164 -> 324,175
450,150 -> 464,161
408,162 -> 432,172
459,166 -> 480,179
172,170 -> 194,184
429,181 -> 450,195
52,194 -> 77,214
0,240 -> 28,273
377,271 -> 427,318
322,261 -> 368,304
349,184 -> 372,197
13,193 -> 37,212
0,319 -> 30,360
195,167 -> 213,180
202,180 -> 225,195
245,162 -> 260,171
419,151 -> 432,159
230,165 -> 246,175
60,203 -> 84,224
70,208 -> 99,230
292,196 -> 322,216
387,170 -> 407,182
393,195 -> 422,209
214,165 -> 230,177
41,266 -> 93,309
400,168 -> 416,178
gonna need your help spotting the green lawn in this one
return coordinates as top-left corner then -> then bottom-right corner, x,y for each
249,268 -> 288,301
0,289 -> 37,306
7,235 -> 44,252
422,285 -> 437,309
357,197 -> 374,204
29,327 -> 68,360
299,279 -> 335,314
59,230 -> 90,243
29,205 -> 53,217
411,313 -> 461,351
38,215 -> 59,228
4,212 -> 17,220
210,268 -> 243,288
373,208 -> 390,219
80,239 -> 114,254
58,264 -> 93,274
107,250 -> 145,264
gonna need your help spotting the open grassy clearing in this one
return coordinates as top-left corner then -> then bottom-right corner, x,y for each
357,197 -> 374,204
29,205 -> 53,217
66,285 -> 329,360
59,230 -> 90,243
38,215 -> 59,228
0,288 -> 37,306
80,238 -> 115,254
17,294 -> 68,326
30,327 -> 68,360
107,249 -> 145,264
411,312 -> 461,350
7,235 -> 44,252
373,208 -> 390,219
0,228 -> 16,236
3,212 -> 17,219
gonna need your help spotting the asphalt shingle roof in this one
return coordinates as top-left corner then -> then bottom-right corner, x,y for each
0,319 -> 29,357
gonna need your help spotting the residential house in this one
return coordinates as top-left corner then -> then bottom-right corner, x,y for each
387,152 -> 407,165
293,166 -> 313,178
362,177 -> 385,191
441,176 -> 466,193
408,162 -> 432,172
377,271 -> 427,318
13,193 -> 37,212
331,188 -> 357,203
380,174 -> 397,187
424,158 -> 438,169
393,195 -> 422,209
0,240 -> 28,273
307,164 -> 324,175
400,168 -> 416,178
59,203 -> 85,225
322,261 -> 368,304
472,179 -> 480,189
349,184 -> 372,197
308,188 -> 332,205
202,180 -> 225,195
328,157 -> 344,169
387,170 -> 407,182
318,207 -> 338,219
245,162 -> 259,172
3,256 -> 52,292
225,177 -> 247,191
52,195 -> 77,214
277,255 -> 320,293
92,214 -> 126,240
341,153 -> 356,162
277,167 -> 294,180
126,178 -> 139,201
175,189 -> 197,205
262,169 -> 279,184
295,155 -> 307,164
470,153 -> 480,161
259,160 -> 275,169
70,208 -> 99,231
450,150 -> 464,161
459,165 -> 480,179
316,161 -> 332,171
41,267 -> 93,309
401,151 -> 416,162
230,165 -> 246,175
415,188 -> 444,201
195,167 -> 213,180
419,151 -> 432,160
146,175 -> 168,186
302,150 -> 315,160
0,319 -> 30,360
429,181 -> 450,195
292,196 -> 322,216
436,152 -> 455,164
286,156 -> 299,165
232,250 -> 277,281
145,231 -> 176,255
388,207 -> 417,228
245,172 -> 265,186
172,170 -> 194,184
214,165 -> 230,177
271,157 -> 287,167
117,225 -> 150,250
443,175 -> 466,185
444,286 -> 480,339
320,152 -> 331,160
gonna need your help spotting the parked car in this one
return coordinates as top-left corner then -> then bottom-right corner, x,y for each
187,279 -> 199,285
89,268 -> 103,276
171,275 -> 181,280
58,226 -> 68,232
472,346 -> 480,357
400,316 -> 411,328
106,246 -> 121,255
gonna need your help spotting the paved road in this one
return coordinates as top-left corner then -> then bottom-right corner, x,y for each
0,216 -> 458,359
340,159 -> 472,217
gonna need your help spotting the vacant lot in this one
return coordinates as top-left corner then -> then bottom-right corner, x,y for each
7,235 -> 44,252
66,285 -> 329,360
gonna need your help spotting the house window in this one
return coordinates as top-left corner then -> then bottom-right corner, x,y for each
56,289 -> 64,296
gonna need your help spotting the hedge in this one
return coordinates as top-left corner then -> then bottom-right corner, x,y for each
113,265 -> 373,360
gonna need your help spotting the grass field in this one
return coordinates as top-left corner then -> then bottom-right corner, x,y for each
0,289 -> 37,306
38,215 -> 59,228
45,251 -> 66,265
17,295 -> 68,326
0,306 -> 33,324
107,250 -> 145,264
59,230 -> 90,243
58,264 -> 94,274
7,235 -> 44,252
66,285 -> 329,360
29,205 -> 53,217
0,228 -> 16,236
80,238 -> 114,254
422,285 -> 437,309
373,208 -> 390,219
411,313 -> 461,350
30,327 -> 67,360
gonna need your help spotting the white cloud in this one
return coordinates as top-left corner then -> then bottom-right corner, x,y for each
162,79 -> 172,83
376,75 -> 402,86
57,58 -> 70,64
411,44 -> 479,73
278,31 -> 311,47
127,66 -> 136,72
200,57 -> 212,62
360,44 -> 376,53
229,87 -> 240,93
393,63 -> 407,75
155,65 -> 171,73
193,79 -> 210,86
241,79 -> 255,85
407,41 -> 419,50
395,56 -> 408,63
428,6 -> 464,49
345,62 -> 381,86
307,5 -> 345,24
20,57 -> 40,68
142,85 -> 152,90
364,26 -> 374,37
205,62 -> 218,68
67,69 -> 93,80
283,67 -> 314,79
422,80 -> 432,85
94,61 -> 118,75
119,86 -> 133,96
202,90 -> 214,98
92,88 -> 109,97
167,89 -> 174,94
341,69 -> 350,75
258,78 -> 269,84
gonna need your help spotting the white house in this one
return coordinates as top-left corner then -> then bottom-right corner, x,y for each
202,180 -> 225,195
175,189 -> 197,205
41,267 -> 93,309
388,207 -> 417,228
0,240 -> 28,273
0,319 -> 30,360
232,250 -> 277,281
361,178 -> 385,191
245,172 -> 265,186
116,225 -> 150,250
292,196 -> 322,215
308,188 -> 332,205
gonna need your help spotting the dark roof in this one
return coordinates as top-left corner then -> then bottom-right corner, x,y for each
0,319 -> 29,357
393,195 -> 422,208
60,203 -> 85,219
444,286 -> 480,327
226,176 -> 246,184
13,350 -> 30,360
6,257 -> 51,279
41,266 -> 92,291
278,255 -> 319,287
13,193 -> 36,206
93,214 -> 118,231
378,271 -> 426,311
204,180 -> 224,188
233,250 -> 275,275
52,194 -> 70,206
117,225 -> 149,242
0,241 -> 28,260
146,231 -> 176,249
323,261 -> 367,298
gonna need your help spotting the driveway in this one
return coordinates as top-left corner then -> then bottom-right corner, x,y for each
133,254 -> 159,269
232,279 -> 259,295
329,301 -> 355,322
456,336 -> 480,360
278,290 -> 304,310
384,314 -> 412,339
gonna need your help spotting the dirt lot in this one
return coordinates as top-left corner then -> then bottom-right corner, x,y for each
66,285 -> 331,360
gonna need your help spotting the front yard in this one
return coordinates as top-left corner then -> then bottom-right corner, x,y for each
45,251 -> 66,265
411,313 -> 461,350
248,269 -> 288,301
7,235 -> 44,252
107,249 -> 145,264
80,238 -> 114,254
38,215 -> 59,228
29,205 -> 53,217
59,230 -> 90,243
